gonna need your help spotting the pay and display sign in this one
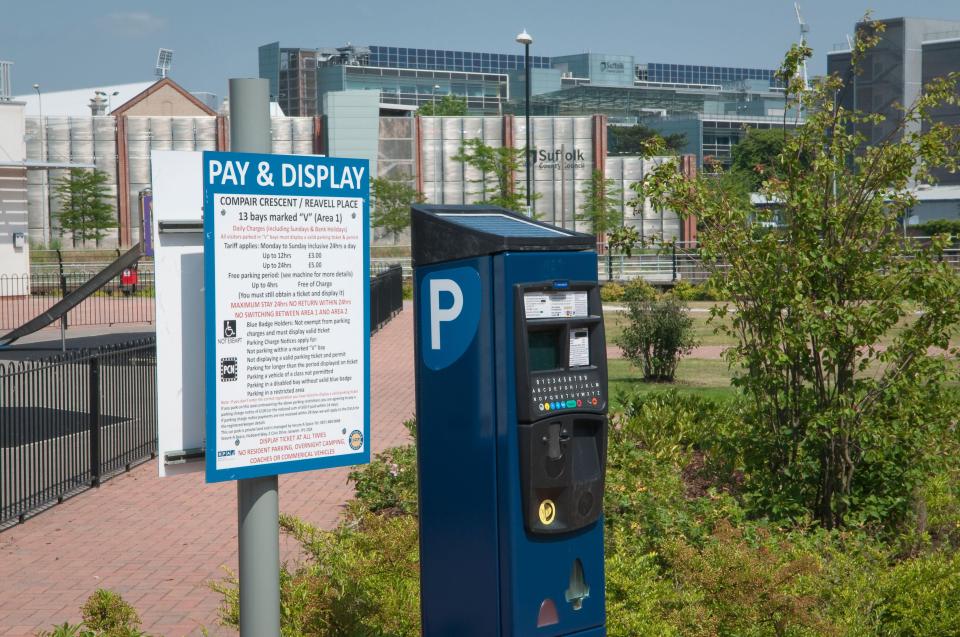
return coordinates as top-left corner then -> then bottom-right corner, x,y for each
203,151 -> 370,482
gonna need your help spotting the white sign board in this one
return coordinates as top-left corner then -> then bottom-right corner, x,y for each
203,151 -> 370,482
523,291 -> 589,319
152,150 -> 206,477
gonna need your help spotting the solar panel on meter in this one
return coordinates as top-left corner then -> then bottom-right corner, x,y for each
435,213 -> 572,238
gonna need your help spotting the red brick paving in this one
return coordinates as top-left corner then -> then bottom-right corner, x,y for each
0,303 -> 415,637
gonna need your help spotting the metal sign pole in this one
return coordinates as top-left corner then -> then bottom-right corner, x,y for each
227,77 -> 281,637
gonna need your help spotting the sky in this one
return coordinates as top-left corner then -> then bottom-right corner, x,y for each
4,0 -> 960,99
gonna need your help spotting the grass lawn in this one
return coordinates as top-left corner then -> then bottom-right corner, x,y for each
604,308 -> 734,347
608,357 -> 737,407
604,304 -> 951,349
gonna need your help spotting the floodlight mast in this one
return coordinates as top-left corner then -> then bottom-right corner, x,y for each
156,48 -> 173,79
794,3 -> 809,90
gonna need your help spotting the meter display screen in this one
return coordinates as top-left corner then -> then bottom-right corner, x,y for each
528,330 -> 562,371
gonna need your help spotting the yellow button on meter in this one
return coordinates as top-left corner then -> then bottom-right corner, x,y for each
538,499 -> 557,525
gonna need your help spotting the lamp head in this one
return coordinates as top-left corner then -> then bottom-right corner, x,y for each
515,29 -> 533,46
32,83 -> 40,90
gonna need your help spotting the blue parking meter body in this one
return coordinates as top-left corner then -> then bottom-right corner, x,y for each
412,205 -> 608,637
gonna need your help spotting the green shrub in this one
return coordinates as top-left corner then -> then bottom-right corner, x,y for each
824,546 -> 960,636
670,275 -> 726,301
348,419 -> 418,516
401,279 -> 413,300
38,590 -> 148,637
80,590 -> 142,635
695,272 -> 726,301
616,294 -> 698,381
622,278 -> 658,302
606,392 -> 747,544
915,219 -> 960,238
670,280 -> 697,300
600,281 -> 625,303
605,526 -> 679,637
663,521 -> 828,637
214,513 -> 421,637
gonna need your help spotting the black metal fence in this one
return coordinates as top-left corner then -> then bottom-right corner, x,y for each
0,339 -> 157,527
370,264 -> 404,333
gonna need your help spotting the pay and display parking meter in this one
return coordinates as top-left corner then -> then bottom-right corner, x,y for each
412,205 -> 607,637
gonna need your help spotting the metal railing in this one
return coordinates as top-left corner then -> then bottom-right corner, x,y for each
370,264 -> 404,333
1,338 -> 157,527
600,240 -> 960,285
0,271 -> 156,331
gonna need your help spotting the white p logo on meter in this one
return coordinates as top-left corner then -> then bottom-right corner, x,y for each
430,279 -> 463,350
420,267 -> 481,370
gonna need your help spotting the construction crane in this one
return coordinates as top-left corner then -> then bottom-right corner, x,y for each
794,3 -> 810,89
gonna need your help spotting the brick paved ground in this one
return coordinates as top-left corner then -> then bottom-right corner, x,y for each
0,303 -> 415,637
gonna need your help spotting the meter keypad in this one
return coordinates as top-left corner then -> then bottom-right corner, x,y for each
531,371 -> 603,413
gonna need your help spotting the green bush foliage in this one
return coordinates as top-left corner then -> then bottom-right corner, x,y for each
667,275 -> 725,302
208,385 -> 960,636
600,282 -> 625,303
623,278 -> 657,302
616,294 -> 698,381
38,590 -> 148,637
347,419 -> 418,516
915,219 -> 960,238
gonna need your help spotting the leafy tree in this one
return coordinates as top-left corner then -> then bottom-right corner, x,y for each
607,225 -> 642,256
370,177 -> 425,241
638,19 -> 960,528
417,94 -> 467,116
53,169 -> 116,247
608,124 -> 687,156
730,127 -> 794,191
452,138 -> 539,212
579,170 -> 623,279
578,170 -> 623,235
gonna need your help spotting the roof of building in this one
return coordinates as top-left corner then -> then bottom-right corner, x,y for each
14,79 -> 218,118
915,184 -> 960,201
14,82 -> 155,117
111,78 -> 216,117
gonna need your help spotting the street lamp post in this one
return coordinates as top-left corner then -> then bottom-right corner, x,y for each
516,29 -> 533,213
94,90 -> 120,115
33,83 -> 48,245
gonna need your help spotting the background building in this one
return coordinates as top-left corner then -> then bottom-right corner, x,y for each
827,16 -> 960,185
259,40 -> 793,167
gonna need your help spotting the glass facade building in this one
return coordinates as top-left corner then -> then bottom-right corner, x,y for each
642,63 -> 780,87
259,40 -> 785,130
367,45 -> 551,74
319,66 -> 507,114
259,42 -> 319,116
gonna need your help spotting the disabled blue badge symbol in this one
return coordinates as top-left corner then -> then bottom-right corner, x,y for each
420,267 -> 480,370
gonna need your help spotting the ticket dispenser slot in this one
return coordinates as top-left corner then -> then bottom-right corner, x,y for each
515,282 -> 608,535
